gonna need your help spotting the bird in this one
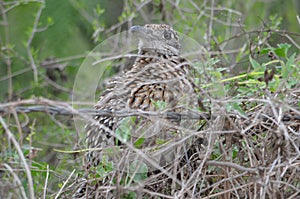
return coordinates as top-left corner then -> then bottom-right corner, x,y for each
73,24 -> 202,198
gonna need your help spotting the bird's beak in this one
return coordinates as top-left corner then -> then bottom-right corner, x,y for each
130,25 -> 145,32
130,25 -> 154,52
130,26 -> 149,39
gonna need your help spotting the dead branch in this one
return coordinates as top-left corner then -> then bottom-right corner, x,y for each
0,98 -> 210,120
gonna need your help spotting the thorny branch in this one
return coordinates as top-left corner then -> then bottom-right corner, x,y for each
0,98 -> 210,120
1,98 -> 300,122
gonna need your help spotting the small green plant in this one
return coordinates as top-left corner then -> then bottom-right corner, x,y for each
223,43 -> 299,115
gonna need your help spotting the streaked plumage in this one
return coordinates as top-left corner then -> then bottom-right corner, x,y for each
73,24 -> 200,198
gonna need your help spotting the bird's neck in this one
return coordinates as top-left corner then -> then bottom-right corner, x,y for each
137,49 -> 174,60
131,48 -> 189,75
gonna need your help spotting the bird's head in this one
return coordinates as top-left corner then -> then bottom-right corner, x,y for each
130,24 -> 180,56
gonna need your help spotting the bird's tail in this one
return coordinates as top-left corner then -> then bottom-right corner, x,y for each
85,115 -> 115,166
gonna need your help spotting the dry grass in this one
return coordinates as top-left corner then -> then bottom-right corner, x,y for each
65,86 -> 300,198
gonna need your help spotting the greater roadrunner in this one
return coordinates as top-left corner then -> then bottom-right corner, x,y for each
84,24 -> 200,167
73,23 -> 202,198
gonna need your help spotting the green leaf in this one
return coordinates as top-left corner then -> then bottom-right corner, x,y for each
115,117 -> 133,143
286,53 -> 296,71
268,75 -> 280,92
231,103 -> 248,118
260,48 -> 272,55
232,146 -> 238,159
276,43 -> 291,58
95,4 -> 105,15
156,138 -> 168,145
129,161 -> 148,182
47,16 -> 54,25
122,191 -> 137,199
152,100 -> 167,110
134,138 -> 145,148
249,56 -> 260,70
281,53 -> 295,78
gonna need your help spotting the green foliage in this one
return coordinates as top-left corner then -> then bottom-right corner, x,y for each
115,117 -> 135,144
30,162 -> 49,195
224,43 -> 299,120
152,100 -> 167,110
121,191 -> 137,199
95,155 -> 114,177
134,137 -> 145,148
129,161 -> 148,182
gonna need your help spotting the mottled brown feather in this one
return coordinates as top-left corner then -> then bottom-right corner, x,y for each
73,23 -> 201,199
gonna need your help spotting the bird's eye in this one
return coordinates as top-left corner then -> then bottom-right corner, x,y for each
163,31 -> 172,40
